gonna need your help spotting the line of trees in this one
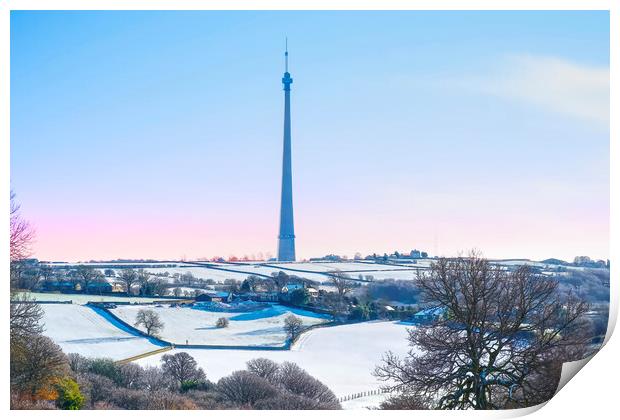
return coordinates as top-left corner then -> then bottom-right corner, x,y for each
14,349 -> 341,410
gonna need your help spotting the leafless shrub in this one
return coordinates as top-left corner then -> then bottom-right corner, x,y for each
161,352 -> 206,387
83,372 -> 116,403
92,400 -> 120,410
254,391 -> 336,410
246,358 -> 280,383
277,362 -> 340,408
142,366 -> 174,391
146,389 -> 198,409
216,371 -> 279,406
183,390 -> 231,409
10,392 -> 56,410
118,363 -> 145,389
379,393 -> 428,410
67,353 -> 90,374
216,317 -> 229,328
108,387 -> 151,409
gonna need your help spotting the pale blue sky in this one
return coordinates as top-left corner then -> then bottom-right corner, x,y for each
10,11 -> 609,261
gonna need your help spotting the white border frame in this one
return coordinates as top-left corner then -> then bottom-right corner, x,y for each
1,2 -> 616,419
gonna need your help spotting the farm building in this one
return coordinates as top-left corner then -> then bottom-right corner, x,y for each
195,291 -> 232,303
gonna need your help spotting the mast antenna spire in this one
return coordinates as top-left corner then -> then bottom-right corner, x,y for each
285,37 -> 289,72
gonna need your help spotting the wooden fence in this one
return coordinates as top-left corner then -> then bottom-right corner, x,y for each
338,388 -> 390,402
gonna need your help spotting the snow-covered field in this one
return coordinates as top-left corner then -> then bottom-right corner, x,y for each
388,259 -> 435,268
267,262 -> 418,273
344,270 -> 420,281
146,266 -> 253,282
137,321 -> 413,399
29,292 -> 177,305
41,304 -> 162,360
111,304 -> 331,347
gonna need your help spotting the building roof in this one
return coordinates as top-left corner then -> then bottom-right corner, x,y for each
282,283 -> 304,292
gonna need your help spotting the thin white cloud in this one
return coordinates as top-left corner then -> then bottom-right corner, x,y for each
469,54 -> 609,127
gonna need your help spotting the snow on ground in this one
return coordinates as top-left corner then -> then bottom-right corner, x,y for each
148,263 -> 424,284
147,265 -> 328,284
340,393 -> 389,410
29,292 -> 177,305
491,259 -> 546,267
41,304 -> 162,360
145,266 -> 252,282
227,264 -> 337,282
389,259 -> 435,268
111,304 -> 330,347
164,286 -> 211,296
137,321 -> 413,398
342,270 -> 420,281
267,262 -> 416,273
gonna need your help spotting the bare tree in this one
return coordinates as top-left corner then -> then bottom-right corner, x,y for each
374,253 -> 590,409
10,191 -> 35,264
76,265 -> 102,292
142,366 -> 174,391
277,362 -> 340,408
161,352 -> 206,387
329,270 -> 353,299
136,269 -> 151,296
117,363 -> 146,389
10,334 -> 70,396
216,370 -> 278,406
79,372 -> 117,405
10,288 -> 45,396
246,358 -> 280,383
119,268 -> 138,295
138,275 -> 168,297
134,309 -> 164,336
283,314 -> 304,342
10,292 -> 44,343
39,265 -> 54,284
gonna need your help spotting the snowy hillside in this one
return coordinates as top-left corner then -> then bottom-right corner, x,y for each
111,304 -> 330,347
41,304 -> 162,360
